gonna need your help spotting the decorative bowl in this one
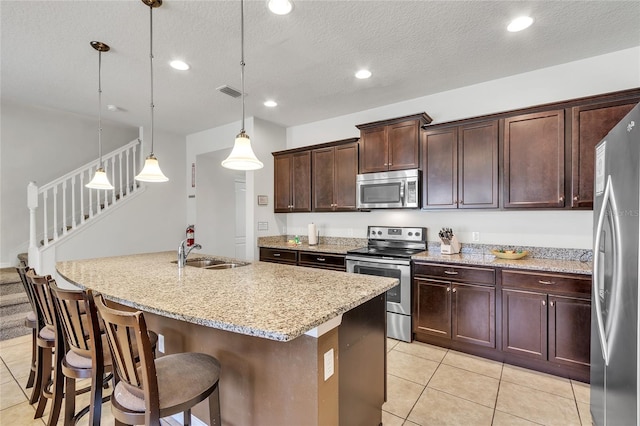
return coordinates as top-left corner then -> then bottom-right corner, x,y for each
491,249 -> 529,260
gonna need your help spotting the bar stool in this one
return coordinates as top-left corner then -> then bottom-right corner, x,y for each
94,292 -> 221,426
16,264 -> 39,403
27,270 -> 64,426
49,281 -> 113,426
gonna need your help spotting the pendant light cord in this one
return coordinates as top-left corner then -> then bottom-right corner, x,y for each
149,4 -> 155,155
97,50 -> 103,168
240,0 -> 245,133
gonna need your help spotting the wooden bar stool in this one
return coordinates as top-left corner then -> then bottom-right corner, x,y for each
16,264 -> 39,404
94,292 -> 221,426
27,270 -> 64,426
49,281 -> 113,426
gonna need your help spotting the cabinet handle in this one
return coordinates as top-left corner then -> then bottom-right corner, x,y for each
538,280 -> 554,285
384,163 -> 388,166
460,199 -> 464,204
542,300 -> 546,306
550,301 -> 555,307
573,195 -> 579,201
446,287 -> 451,292
452,288 -> 457,293
317,257 -> 326,262
559,195 -> 565,202
444,270 -> 459,275
273,253 -> 281,257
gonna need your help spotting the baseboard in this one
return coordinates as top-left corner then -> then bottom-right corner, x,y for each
0,262 -> 13,268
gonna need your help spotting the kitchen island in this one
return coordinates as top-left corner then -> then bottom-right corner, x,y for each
57,251 -> 397,426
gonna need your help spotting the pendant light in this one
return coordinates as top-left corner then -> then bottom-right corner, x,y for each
86,41 -> 115,190
136,0 -> 169,182
222,0 -> 264,171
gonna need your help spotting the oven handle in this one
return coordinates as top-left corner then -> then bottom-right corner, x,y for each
346,255 -> 411,267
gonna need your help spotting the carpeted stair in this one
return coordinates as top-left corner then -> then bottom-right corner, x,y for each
0,266 -> 32,341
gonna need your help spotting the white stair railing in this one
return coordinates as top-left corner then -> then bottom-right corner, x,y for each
28,138 -> 143,255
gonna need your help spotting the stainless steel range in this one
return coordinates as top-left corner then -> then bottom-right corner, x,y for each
346,226 -> 427,342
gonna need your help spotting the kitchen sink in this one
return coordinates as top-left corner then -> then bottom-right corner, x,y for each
172,258 -> 250,269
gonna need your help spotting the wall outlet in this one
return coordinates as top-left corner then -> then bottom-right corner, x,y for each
258,221 -> 269,231
472,232 -> 480,242
158,334 -> 165,353
324,348 -> 334,381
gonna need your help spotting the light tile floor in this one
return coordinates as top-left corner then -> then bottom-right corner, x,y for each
383,338 -> 592,426
1,334 -> 592,425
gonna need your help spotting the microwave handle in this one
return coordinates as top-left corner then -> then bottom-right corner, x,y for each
400,181 -> 405,205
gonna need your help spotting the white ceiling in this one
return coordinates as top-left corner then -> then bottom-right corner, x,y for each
2,1 -> 639,136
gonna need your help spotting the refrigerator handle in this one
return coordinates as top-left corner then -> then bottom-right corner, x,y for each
593,175 -> 623,367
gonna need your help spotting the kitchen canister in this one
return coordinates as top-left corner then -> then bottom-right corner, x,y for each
308,223 -> 318,245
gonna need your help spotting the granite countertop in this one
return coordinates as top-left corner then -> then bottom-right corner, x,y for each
411,251 -> 592,275
56,252 -> 397,342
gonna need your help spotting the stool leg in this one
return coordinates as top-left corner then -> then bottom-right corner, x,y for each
88,364 -> 104,426
26,328 -> 37,389
29,344 -> 44,405
34,346 -> 51,418
64,376 -> 76,426
45,348 -> 64,426
208,384 -> 221,426
184,408 -> 191,426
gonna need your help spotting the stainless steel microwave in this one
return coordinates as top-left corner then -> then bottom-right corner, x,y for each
356,169 -> 420,209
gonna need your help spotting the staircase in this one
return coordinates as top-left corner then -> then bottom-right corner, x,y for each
0,267 -> 31,341
27,135 -> 146,275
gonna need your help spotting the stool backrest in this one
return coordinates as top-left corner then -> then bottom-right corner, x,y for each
49,282 -> 102,361
93,292 -> 159,423
16,264 -> 39,322
26,270 -> 56,331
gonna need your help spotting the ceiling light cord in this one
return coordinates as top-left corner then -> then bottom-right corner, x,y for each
240,0 -> 246,133
149,4 -> 155,155
97,49 -> 103,168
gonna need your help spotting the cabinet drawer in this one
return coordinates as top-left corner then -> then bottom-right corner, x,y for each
259,248 -> 298,265
298,252 -> 346,271
501,269 -> 591,296
413,262 -> 495,285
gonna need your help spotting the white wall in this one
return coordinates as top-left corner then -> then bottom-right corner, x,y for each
0,100 -> 139,266
284,47 -> 640,249
186,117 -> 286,260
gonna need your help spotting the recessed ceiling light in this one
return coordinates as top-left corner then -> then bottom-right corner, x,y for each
264,100 -> 278,107
267,0 -> 293,15
169,60 -> 190,71
107,104 -> 120,112
507,16 -> 534,32
355,69 -> 372,79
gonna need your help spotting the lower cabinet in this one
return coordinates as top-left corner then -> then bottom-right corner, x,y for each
259,247 -> 298,265
413,263 -> 496,349
259,247 -> 346,271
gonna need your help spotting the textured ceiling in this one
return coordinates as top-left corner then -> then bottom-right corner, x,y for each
2,1 -> 639,136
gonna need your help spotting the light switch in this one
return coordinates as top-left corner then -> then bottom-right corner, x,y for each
258,222 -> 269,231
324,348 -> 334,381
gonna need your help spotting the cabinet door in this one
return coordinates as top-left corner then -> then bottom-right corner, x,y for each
502,289 -> 547,360
452,283 -> 495,348
312,147 -> 335,211
459,121 -> 499,208
334,143 -> 358,210
571,101 -> 637,208
291,151 -> 311,212
504,110 -> 565,208
422,127 -> 458,209
549,295 -> 590,367
388,120 -> 420,171
274,154 -> 292,212
414,278 -> 451,338
360,127 -> 388,173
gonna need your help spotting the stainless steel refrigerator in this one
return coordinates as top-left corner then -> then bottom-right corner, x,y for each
591,102 -> 640,426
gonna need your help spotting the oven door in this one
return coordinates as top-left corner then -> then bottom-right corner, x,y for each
346,256 -> 411,315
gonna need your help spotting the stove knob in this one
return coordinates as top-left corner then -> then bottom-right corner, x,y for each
377,231 -> 382,235
415,232 -> 421,237
408,232 -> 413,236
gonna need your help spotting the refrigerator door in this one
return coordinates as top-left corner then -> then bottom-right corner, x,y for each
591,104 -> 640,426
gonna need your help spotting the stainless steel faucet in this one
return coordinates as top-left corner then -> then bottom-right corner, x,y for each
178,239 -> 202,268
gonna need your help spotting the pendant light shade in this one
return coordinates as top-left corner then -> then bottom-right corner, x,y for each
136,0 -> 169,183
86,41 -> 114,190
222,0 -> 264,171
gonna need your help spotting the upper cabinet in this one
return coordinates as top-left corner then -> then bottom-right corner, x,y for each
504,110 -> 566,208
570,97 -> 640,208
422,120 -> 498,209
356,113 -> 432,173
273,151 -> 311,213
312,139 -> 359,212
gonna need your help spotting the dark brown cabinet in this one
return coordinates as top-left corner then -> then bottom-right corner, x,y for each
273,151 -> 311,213
501,269 -> 591,370
356,113 -> 432,173
298,251 -> 346,271
504,110 -> 565,208
571,99 -> 639,208
312,140 -> 359,212
422,120 -> 498,209
413,263 -> 496,348
259,247 -> 298,265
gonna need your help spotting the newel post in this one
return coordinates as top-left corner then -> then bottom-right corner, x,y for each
27,182 -> 41,271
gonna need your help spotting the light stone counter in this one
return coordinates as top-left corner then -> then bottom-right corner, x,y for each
411,251 -> 592,275
56,251 -> 397,342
